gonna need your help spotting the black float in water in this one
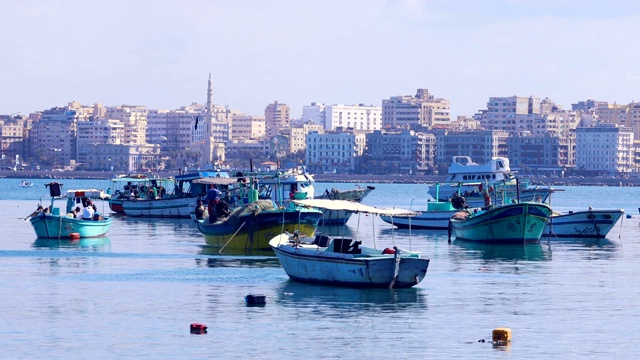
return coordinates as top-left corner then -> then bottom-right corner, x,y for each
190,323 -> 207,334
245,294 -> 266,306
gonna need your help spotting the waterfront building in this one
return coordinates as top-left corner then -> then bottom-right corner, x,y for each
575,123 -> 634,176
85,143 -> 161,172
435,129 -> 509,168
365,129 -> 436,174
507,131 -> 574,175
382,88 -> 450,129
76,119 -> 125,167
305,129 -> 366,173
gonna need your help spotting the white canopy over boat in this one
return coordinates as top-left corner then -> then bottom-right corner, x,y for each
293,199 -> 418,217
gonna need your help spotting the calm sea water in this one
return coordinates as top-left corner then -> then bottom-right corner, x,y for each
1,178 -> 640,359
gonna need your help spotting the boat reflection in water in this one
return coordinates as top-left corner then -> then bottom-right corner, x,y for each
450,241 -> 549,262
276,281 -> 427,315
197,255 -> 281,268
32,237 -> 111,251
541,236 -> 620,261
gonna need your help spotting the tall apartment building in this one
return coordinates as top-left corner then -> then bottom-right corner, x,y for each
305,130 -> 366,172
265,101 -> 290,138
365,130 -> 436,173
324,104 -> 382,132
106,105 -> 148,145
575,123 -> 634,175
231,115 -> 266,140
482,96 -> 541,132
594,102 -> 640,138
507,131 -> 574,174
435,129 -> 509,168
382,88 -> 450,129
0,117 -> 28,162
31,102 -> 96,166
76,119 -> 125,166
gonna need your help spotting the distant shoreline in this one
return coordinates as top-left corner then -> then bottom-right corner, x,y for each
0,170 -> 637,187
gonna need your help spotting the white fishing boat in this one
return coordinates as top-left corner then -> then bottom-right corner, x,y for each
121,171 -> 230,218
269,199 -> 430,289
544,208 -> 624,238
108,173 -> 162,213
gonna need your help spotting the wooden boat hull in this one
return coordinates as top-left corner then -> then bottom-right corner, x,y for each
450,203 -> 552,244
270,235 -> 429,288
109,199 -> 125,213
197,209 -> 322,252
30,213 -> 112,239
544,209 -> 624,238
121,197 -> 194,218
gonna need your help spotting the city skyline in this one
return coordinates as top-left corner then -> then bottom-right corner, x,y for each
2,0 -> 640,119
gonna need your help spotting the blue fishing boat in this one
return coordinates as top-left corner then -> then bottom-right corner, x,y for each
448,201 -> 552,244
26,182 -> 112,239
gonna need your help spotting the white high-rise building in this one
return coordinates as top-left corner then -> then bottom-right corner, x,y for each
324,104 -> 381,132
575,123 -> 634,175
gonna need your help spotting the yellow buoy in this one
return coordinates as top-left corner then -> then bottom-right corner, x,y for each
492,328 -> 512,343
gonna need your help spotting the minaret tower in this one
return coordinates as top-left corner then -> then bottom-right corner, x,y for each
206,73 -> 213,114
200,73 -> 215,169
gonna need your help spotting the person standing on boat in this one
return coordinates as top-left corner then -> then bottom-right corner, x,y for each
206,184 -> 222,224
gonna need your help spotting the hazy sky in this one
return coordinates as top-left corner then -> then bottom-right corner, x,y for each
2,0 -> 640,119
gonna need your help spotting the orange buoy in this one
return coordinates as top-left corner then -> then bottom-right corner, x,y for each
69,233 -> 81,240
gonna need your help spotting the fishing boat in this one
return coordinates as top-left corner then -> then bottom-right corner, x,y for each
121,171 -> 229,218
314,185 -> 376,225
544,208 -> 624,238
448,200 -> 552,245
269,199 -> 430,289
108,173 -> 161,213
429,156 -> 551,207
196,199 -> 323,254
19,179 -> 33,187
25,182 -> 112,239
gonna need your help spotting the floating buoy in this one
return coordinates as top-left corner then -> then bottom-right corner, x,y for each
382,248 -> 396,255
245,294 -> 266,306
492,328 -> 512,344
69,233 -> 81,240
190,323 -> 207,334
